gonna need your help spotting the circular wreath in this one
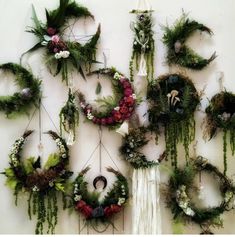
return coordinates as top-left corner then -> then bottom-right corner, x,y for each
147,73 -> 200,167
167,156 -> 235,231
73,167 -> 128,223
0,63 -> 41,117
120,127 -> 161,169
3,130 -> 72,234
78,68 -> 136,128
163,13 -> 216,70
23,0 -> 100,84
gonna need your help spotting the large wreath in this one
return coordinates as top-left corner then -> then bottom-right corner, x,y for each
204,91 -> 235,175
3,130 -> 72,234
167,156 -> 235,232
23,0 -> 100,84
72,167 -> 128,224
0,63 -> 41,117
78,68 -> 136,129
147,73 -> 200,168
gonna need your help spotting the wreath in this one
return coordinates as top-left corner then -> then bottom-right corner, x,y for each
163,13 -> 216,70
78,68 -> 136,129
3,130 -> 72,234
166,156 -> 235,233
147,73 -> 200,168
22,0 -> 100,84
204,91 -> 235,175
72,167 -> 128,224
0,63 -> 41,117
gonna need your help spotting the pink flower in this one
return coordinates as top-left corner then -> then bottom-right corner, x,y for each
51,35 -> 60,43
124,88 -> 133,97
47,27 -> 57,36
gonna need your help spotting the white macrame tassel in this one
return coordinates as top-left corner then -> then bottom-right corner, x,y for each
132,166 -> 161,234
137,53 -> 147,77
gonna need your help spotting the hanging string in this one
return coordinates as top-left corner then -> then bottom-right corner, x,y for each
99,126 -> 102,173
217,71 -> 224,92
38,98 -> 43,157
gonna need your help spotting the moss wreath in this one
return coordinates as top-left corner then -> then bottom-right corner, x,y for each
3,130 -> 72,234
22,0 -> 100,84
0,63 -> 41,117
78,68 -> 136,129
204,91 -> 235,175
167,156 -> 235,233
147,73 -> 200,168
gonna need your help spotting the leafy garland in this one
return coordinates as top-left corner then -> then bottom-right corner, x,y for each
129,10 -> 155,81
204,91 -> 235,175
0,63 -> 41,117
147,73 -> 200,168
3,130 -> 72,234
166,156 -> 235,233
78,68 -> 136,129
23,0 -> 100,84
72,167 -> 128,224
163,13 -> 216,70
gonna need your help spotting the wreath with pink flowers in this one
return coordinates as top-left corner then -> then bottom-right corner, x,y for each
77,68 -> 136,129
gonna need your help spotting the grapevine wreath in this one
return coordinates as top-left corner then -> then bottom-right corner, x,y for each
3,130 -> 72,234
78,68 -> 136,129
166,156 -> 235,233
147,73 -> 200,168
163,13 -> 216,70
0,63 -> 41,117
22,0 -> 100,84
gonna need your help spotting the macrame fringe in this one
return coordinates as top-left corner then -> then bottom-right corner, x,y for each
132,166 -> 161,234
137,53 -> 147,77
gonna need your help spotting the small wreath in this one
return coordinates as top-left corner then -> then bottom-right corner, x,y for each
23,0 -> 100,84
0,63 -> 41,117
167,156 -> 235,232
147,73 -> 200,167
78,68 -> 136,129
163,13 -> 216,70
204,91 -> 235,174
3,130 -> 72,234
73,167 -> 128,223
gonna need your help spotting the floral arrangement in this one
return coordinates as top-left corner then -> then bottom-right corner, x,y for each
78,68 -> 136,129
147,73 -> 200,168
72,167 -> 128,223
163,13 -> 216,70
204,91 -> 235,175
166,156 -> 235,233
0,63 -> 41,117
22,0 -> 100,84
3,130 -> 72,234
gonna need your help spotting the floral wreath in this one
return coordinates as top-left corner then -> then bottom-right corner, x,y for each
163,13 -> 216,70
204,91 -> 235,175
0,63 -> 41,117
73,167 -> 128,223
147,73 -> 200,168
3,130 -> 72,234
22,0 -> 100,84
78,68 -> 136,129
166,156 -> 235,233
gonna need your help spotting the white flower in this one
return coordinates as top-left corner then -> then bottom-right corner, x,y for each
41,41 -> 48,46
80,102 -> 86,109
114,72 -> 122,80
12,160 -> 19,167
74,194 -> 82,202
114,106 -> 120,111
118,197 -> 125,206
62,154 -> 67,159
58,142 -> 62,146
49,181 -> 54,187
184,207 -> 195,217
61,148 -> 66,153
116,121 -> 129,137
131,93 -> 137,99
56,138 -> 60,143
32,185 -> 40,192
55,53 -> 62,59
61,51 -> 70,58
19,137 -> 24,142
43,35 -> 52,41
87,112 -> 94,120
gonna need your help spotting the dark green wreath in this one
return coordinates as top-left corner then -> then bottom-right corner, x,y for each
0,63 -> 41,117
166,156 -> 235,233
72,167 -> 128,225
163,13 -> 216,70
22,0 -> 100,84
3,130 -> 73,234
147,73 -> 200,168
204,91 -> 235,175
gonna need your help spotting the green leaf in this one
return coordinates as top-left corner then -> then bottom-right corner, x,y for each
31,5 -> 41,29
24,157 -> 35,174
95,82 -> 102,95
172,218 -> 184,234
6,178 -> 18,190
44,153 -> 60,170
4,168 -> 15,177
55,182 -> 65,192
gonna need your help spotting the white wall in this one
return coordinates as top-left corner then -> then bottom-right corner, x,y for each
0,0 -> 235,234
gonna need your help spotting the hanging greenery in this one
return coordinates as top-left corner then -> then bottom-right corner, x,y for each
129,10 -> 155,81
163,13 -> 216,70
204,91 -> 235,175
147,73 -> 200,168
77,68 -> 136,129
72,166 -> 128,224
166,156 -> 235,233
22,0 -> 100,84
0,63 -> 41,117
3,130 -> 72,234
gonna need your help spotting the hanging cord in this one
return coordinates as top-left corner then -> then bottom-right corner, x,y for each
99,126 -> 102,173
217,71 -> 224,92
38,98 -> 43,157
